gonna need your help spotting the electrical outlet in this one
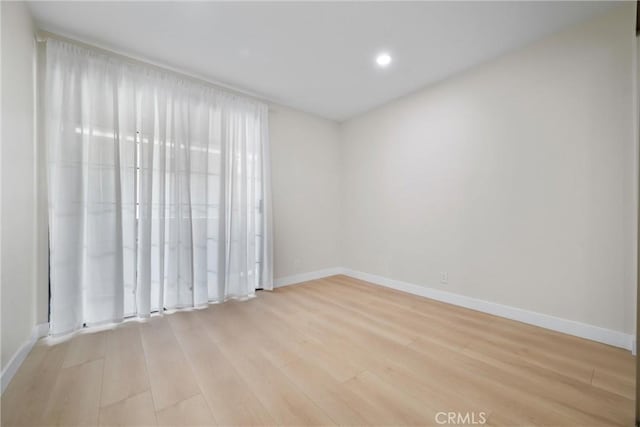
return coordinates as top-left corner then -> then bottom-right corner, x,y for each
440,272 -> 448,284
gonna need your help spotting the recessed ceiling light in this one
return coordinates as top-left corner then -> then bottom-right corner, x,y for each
376,53 -> 392,67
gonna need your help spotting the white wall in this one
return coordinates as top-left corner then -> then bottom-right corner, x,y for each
1,1 -> 38,371
340,4 -> 637,335
269,105 -> 342,279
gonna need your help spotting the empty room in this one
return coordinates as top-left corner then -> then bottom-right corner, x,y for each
1,1 -> 638,426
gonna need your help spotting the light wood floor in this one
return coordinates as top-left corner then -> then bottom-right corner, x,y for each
0,275 -> 635,426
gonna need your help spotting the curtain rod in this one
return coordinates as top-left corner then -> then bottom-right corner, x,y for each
36,30 -> 273,106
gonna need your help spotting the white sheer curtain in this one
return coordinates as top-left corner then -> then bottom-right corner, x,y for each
45,39 -> 273,335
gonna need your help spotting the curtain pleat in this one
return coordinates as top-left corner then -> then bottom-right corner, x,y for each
45,39 -> 272,335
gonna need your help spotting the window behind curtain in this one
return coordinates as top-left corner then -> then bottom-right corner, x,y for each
45,38 -> 272,335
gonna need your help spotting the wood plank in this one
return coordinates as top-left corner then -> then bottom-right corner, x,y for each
156,394 -> 216,426
100,323 -> 150,408
98,391 -> 157,427
42,359 -> 104,426
216,336 -> 335,426
138,317 -> 201,411
173,324 -> 275,426
61,330 -> 107,368
1,341 -> 69,426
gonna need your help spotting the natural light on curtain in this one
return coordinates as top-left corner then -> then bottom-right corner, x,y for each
45,39 -> 273,335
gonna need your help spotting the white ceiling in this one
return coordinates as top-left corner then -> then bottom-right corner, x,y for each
28,1 -> 616,121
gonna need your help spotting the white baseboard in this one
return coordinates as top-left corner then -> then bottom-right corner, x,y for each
274,267 -> 346,288
274,267 -> 633,352
342,268 -> 634,352
1,322 -> 49,394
